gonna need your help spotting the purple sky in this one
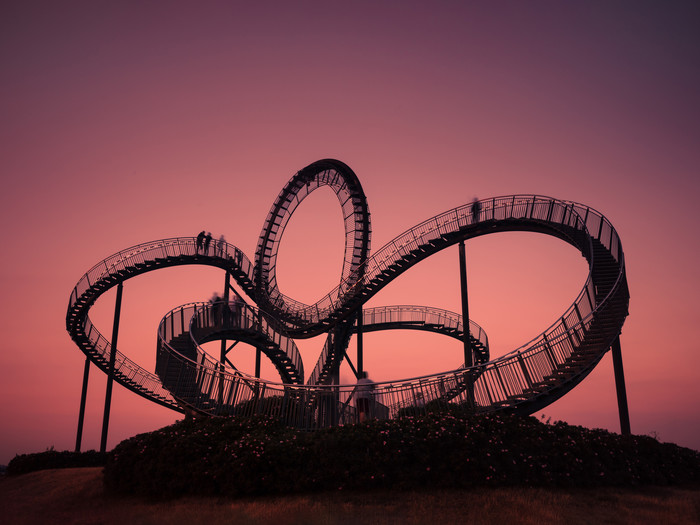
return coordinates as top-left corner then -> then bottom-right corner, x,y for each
1,1 -> 699,464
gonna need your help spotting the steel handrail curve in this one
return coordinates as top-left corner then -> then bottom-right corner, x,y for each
66,239 -> 259,411
304,304 -> 489,387
358,304 -> 488,349
68,237 -> 256,310
190,300 -> 305,380
492,201 -> 624,366
81,316 -> 179,407
472,210 -> 626,408
258,195 -> 589,332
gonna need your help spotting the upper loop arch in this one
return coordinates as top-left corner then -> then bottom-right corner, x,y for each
253,159 -> 371,329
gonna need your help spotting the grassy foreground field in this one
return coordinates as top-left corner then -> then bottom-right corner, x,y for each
1,467 -> 699,525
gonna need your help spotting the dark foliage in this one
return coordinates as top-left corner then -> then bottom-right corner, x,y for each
103,413 -> 700,499
7,449 -> 107,476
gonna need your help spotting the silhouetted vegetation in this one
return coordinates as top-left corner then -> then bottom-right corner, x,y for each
7,449 -> 106,476
103,412 -> 700,499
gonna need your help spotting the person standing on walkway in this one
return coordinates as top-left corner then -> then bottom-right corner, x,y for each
196,231 -> 206,253
356,371 -> 375,423
203,232 -> 212,254
471,197 -> 481,223
218,234 -> 226,257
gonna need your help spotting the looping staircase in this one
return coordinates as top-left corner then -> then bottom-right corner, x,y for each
66,161 -> 629,425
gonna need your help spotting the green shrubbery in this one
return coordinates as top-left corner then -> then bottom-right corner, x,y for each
7,449 -> 106,475
103,412 -> 700,498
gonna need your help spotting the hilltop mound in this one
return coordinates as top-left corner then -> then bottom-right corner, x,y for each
102,412 -> 700,499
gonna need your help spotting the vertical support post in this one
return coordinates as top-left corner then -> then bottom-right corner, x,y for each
100,282 -> 123,453
255,347 -> 261,378
458,241 -> 472,367
255,308 -> 262,379
611,336 -> 631,435
458,240 -> 475,406
331,342 -> 340,427
219,272 -> 231,405
75,357 -> 91,452
356,307 -> 364,376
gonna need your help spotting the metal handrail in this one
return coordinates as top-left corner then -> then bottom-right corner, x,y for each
305,304 -> 489,386
68,237 -> 256,309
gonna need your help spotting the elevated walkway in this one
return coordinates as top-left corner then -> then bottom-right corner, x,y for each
67,160 -> 629,425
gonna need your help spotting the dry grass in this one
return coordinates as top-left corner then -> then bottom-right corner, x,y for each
1,467 -> 699,525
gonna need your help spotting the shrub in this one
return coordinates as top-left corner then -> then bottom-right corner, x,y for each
7,449 -> 106,476
103,413 -> 700,499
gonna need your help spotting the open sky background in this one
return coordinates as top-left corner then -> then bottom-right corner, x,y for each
1,1 -> 699,465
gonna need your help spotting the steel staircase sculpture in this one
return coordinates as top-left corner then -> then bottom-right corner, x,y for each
67,159 -> 629,426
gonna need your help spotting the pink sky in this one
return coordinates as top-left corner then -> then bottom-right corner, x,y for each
1,1 -> 699,464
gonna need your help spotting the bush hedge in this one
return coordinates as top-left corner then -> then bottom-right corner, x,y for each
103,412 -> 700,498
7,449 -> 106,476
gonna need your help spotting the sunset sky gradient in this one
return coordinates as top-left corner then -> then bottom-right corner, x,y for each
1,1 -> 699,464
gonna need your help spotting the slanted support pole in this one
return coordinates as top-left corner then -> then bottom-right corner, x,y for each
75,356 -> 91,452
611,336 -> 631,435
342,349 -> 358,378
100,282 -> 123,453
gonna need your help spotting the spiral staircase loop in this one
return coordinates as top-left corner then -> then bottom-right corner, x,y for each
254,159 -> 371,327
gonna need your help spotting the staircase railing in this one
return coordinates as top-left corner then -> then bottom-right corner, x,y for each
257,196 -> 592,331
68,237 -> 256,309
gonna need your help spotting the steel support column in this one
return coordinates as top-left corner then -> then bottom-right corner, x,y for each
100,282 -> 123,453
75,356 -> 91,452
458,240 -> 475,405
356,307 -> 364,376
254,307 -> 263,379
458,241 -> 472,367
611,336 -> 631,435
255,348 -> 261,378
219,272 -> 231,404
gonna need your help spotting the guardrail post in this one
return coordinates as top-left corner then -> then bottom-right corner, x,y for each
542,333 -> 557,368
517,355 -> 533,389
100,281 -> 123,453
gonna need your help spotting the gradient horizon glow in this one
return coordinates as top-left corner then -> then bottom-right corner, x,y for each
1,1 -> 699,464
